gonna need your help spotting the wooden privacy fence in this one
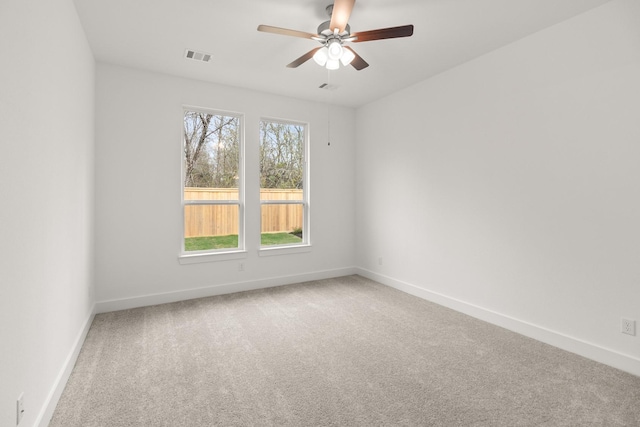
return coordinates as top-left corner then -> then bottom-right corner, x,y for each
184,188 -> 303,238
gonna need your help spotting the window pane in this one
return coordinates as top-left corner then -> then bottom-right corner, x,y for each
261,204 -> 303,246
259,121 -> 304,200
184,204 -> 239,251
184,111 -> 240,201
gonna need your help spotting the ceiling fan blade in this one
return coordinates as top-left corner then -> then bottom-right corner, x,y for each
257,25 -> 317,40
329,0 -> 355,33
352,25 -> 414,42
286,47 -> 322,68
344,46 -> 369,70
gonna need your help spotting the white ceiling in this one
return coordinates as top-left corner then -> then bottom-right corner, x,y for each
73,0 -> 611,108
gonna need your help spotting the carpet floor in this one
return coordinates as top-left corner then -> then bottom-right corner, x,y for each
50,275 -> 640,426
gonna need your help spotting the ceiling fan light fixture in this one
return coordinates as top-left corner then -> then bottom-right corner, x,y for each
340,48 -> 355,66
313,47 -> 329,66
326,39 -> 343,61
326,58 -> 340,70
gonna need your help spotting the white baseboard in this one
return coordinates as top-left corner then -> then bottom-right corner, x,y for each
356,268 -> 640,378
37,306 -> 96,427
95,267 -> 358,313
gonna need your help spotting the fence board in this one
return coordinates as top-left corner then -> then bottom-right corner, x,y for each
184,188 -> 303,237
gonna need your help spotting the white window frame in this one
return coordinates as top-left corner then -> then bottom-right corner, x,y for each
179,106 -> 246,264
258,118 -> 310,256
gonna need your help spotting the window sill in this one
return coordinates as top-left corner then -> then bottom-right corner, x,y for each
258,244 -> 311,257
178,250 -> 247,265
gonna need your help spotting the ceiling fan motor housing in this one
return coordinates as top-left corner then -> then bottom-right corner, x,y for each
317,20 -> 351,37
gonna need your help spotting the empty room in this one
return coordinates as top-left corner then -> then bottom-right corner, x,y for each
1,0 -> 639,426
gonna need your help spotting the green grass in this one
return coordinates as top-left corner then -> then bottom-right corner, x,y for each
185,234 -> 238,251
185,232 -> 302,251
260,232 -> 302,246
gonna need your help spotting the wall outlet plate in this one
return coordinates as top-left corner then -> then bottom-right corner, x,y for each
621,318 -> 636,336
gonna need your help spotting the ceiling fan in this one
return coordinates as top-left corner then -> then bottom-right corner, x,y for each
257,0 -> 414,71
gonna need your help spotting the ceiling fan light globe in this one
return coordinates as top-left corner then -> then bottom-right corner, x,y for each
327,40 -> 343,60
340,48 -> 355,66
313,47 -> 329,66
326,59 -> 340,70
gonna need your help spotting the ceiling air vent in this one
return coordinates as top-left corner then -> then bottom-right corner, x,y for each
185,49 -> 212,63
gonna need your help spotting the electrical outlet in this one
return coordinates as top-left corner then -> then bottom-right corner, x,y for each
377,257 -> 383,266
621,318 -> 636,336
16,393 -> 24,425
238,263 -> 244,272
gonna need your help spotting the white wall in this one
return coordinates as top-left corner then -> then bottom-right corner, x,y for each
94,64 -> 356,308
356,0 -> 640,375
0,0 -> 95,426
2,1 -> 636,424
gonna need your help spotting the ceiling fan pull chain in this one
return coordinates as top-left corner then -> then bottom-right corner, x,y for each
327,68 -> 331,146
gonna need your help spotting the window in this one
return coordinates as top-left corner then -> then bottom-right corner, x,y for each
259,119 -> 308,248
182,108 -> 243,255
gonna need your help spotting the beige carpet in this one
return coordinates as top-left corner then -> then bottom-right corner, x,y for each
50,275 -> 640,426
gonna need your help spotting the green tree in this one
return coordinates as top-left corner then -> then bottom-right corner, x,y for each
260,121 -> 304,189
184,112 -> 239,188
